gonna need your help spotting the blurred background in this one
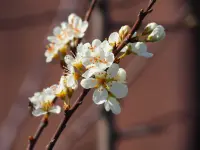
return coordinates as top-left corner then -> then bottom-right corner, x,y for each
0,0 -> 198,149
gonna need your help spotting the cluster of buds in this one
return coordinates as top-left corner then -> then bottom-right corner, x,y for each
29,13 -> 165,116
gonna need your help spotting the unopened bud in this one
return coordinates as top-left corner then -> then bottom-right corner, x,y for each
147,25 -> 165,42
119,25 -> 131,39
143,22 -> 158,35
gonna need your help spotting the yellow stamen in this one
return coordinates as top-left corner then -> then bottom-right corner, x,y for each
41,100 -> 53,112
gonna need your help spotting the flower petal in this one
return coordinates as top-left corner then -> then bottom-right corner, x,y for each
108,97 -> 121,114
53,27 -> 62,36
82,68 -> 103,78
100,40 -> 113,52
104,101 -> 111,111
64,55 -> 74,65
49,105 -> 61,114
32,109 -> 47,117
68,13 -> 77,24
116,68 -> 126,82
108,32 -> 120,45
81,78 -> 97,89
66,74 -> 76,87
134,42 -> 147,53
61,22 -> 68,29
107,63 -> 119,78
139,52 -> 153,58
92,39 -> 101,48
109,82 -> 128,98
93,87 -> 108,104
81,21 -> 89,32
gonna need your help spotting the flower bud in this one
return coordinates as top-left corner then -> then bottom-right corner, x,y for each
147,25 -> 165,42
119,25 -> 131,38
143,22 -> 158,35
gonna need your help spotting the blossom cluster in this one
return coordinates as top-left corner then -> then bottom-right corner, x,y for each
29,13 -> 165,117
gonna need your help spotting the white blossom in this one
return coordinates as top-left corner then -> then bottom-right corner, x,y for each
67,13 -> 88,38
65,65 -> 80,90
81,39 -> 115,75
47,25 -> 73,47
29,88 -> 61,117
81,63 -> 128,114
64,54 -> 83,71
44,43 -> 60,63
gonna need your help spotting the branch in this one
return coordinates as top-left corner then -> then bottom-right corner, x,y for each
84,0 -> 98,21
114,0 -> 157,57
27,115 -> 49,150
46,89 -> 90,150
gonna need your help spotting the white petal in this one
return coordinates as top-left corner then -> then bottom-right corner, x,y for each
81,21 -> 89,32
104,101 -> 111,111
73,16 -> 82,28
135,42 -> 147,53
109,82 -> 128,98
53,27 -> 62,36
108,32 -> 120,44
108,97 -> 121,114
104,52 -> 115,67
66,75 -> 76,87
116,68 -> 126,82
107,63 -> 119,78
49,105 -> 61,114
68,13 -> 77,24
81,78 -> 97,89
93,87 -> 108,104
64,55 -> 74,65
32,109 -> 47,117
82,68 -> 103,78
61,22 -> 68,29
47,36 -> 57,43
92,39 -> 101,48
100,40 -> 113,52
139,52 -> 153,58
94,70 -> 106,78
67,65 -> 75,73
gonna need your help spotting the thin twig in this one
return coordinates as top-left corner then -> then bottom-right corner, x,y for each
114,0 -> 157,57
27,115 -> 49,150
46,89 -> 90,150
84,0 -> 98,21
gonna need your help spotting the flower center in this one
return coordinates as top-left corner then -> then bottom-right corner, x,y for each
73,62 -> 83,71
89,56 -> 108,64
73,72 -> 81,80
41,100 -> 53,112
47,44 -> 55,52
89,46 -> 95,52
56,90 -> 67,99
